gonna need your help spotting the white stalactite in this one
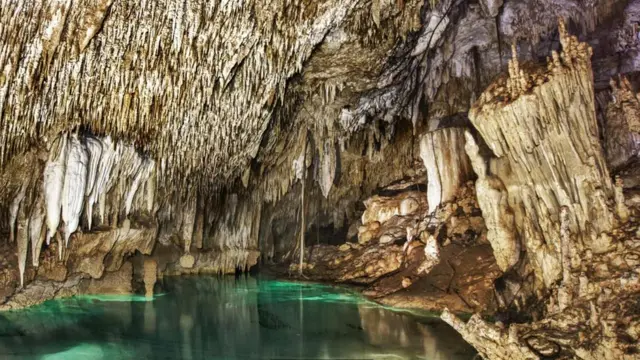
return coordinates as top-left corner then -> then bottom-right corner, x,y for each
16,201 -> 29,288
419,128 -> 472,214
318,139 -> 336,198
84,136 -> 103,229
90,136 -> 117,226
44,134 -> 68,245
125,158 -> 155,216
61,134 -> 89,248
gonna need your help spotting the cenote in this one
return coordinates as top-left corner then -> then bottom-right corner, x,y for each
0,275 -> 475,359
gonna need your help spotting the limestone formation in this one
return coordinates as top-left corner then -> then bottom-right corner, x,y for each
443,19 -> 640,359
419,127 -> 473,214
61,133 -> 89,248
469,19 -> 615,288
43,135 -> 67,245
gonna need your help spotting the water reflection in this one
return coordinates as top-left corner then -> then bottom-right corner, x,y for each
0,276 -> 475,359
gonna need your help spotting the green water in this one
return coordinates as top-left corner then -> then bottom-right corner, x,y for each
0,276 -> 475,359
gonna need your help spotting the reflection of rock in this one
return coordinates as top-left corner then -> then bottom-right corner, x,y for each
358,304 -> 476,359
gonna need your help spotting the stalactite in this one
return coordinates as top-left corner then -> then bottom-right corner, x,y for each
29,191 -> 46,267
44,134 -> 68,245
125,159 -> 154,216
318,137 -> 336,199
419,127 -> 472,214
8,182 -> 28,243
16,195 -> 29,288
61,133 -> 88,248
90,136 -> 117,226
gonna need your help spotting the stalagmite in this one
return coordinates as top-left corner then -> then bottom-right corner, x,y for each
179,197 -> 197,269
614,177 -> 630,223
143,258 -> 158,298
417,234 -> 440,274
419,128 -> 472,214
29,192 -> 46,267
464,131 -> 519,272
44,134 -> 68,245
61,134 -> 89,248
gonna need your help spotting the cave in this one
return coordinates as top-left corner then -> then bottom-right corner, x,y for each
1,0 -> 640,359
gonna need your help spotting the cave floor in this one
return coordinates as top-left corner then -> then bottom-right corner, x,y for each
0,274 -> 476,360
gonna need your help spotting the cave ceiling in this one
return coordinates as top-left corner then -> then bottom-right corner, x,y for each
1,0 -> 639,194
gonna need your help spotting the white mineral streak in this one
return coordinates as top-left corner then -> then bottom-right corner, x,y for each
419,128 -> 472,214
44,135 -> 68,245
8,182 -> 28,243
125,158 -> 155,216
464,131 -> 519,272
29,192 -> 46,267
61,134 -> 88,248
411,11 -> 449,56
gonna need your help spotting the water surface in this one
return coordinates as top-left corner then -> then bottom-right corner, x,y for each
0,275 -> 475,359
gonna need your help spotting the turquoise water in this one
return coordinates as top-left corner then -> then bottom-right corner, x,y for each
0,276 -> 475,359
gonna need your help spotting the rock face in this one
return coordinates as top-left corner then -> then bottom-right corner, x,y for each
0,226 -> 155,310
